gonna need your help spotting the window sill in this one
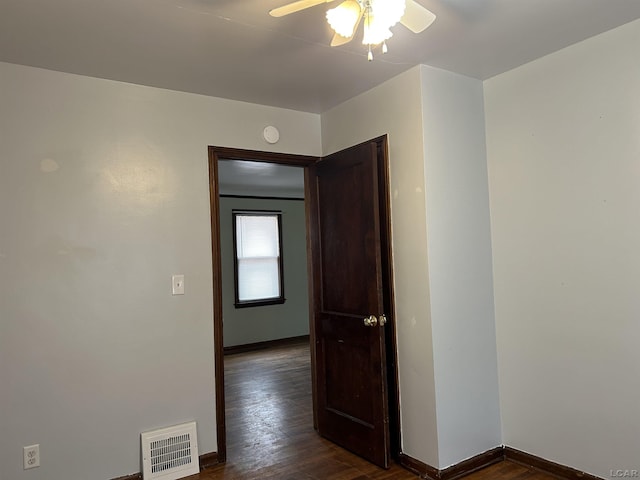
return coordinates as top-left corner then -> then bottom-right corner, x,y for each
234,298 -> 286,309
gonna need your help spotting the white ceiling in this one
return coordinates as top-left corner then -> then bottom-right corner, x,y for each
1,0 -> 640,113
218,160 -> 305,198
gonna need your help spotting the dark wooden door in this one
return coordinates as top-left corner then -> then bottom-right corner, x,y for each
307,141 -> 390,468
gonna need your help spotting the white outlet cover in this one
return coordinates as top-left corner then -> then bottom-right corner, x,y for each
23,444 -> 40,470
172,274 -> 185,295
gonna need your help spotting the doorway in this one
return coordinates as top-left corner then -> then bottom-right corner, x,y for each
207,139 -> 400,465
216,160 -> 308,350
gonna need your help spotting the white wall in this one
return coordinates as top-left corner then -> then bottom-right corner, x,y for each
322,65 -> 501,469
485,19 -> 640,477
10,18 -> 638,475
219,196 -> 309,347
322,66 -> 441,467
0,61 -> 321,480
421,65 -> 502,467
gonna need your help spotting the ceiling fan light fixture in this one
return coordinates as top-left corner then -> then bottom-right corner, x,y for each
326,0 -> 362,38
325,0 -> 405,57
362,13 -> 393,46
370,0 -> 405,29
285,0 -> 432,61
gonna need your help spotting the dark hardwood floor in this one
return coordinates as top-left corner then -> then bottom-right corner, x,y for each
187,340 -> 556,480
465,461 -> 561,480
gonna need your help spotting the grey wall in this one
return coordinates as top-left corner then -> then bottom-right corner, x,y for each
219,196 -> 309,347
4,17 -> 639,478
322,67 -> 441,467
321,65 -> 502,469
485,18 -> 640,477
0,61 -> 321,480
421,65 -> 501,468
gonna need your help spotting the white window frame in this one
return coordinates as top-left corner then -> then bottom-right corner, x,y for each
232,210 -> 285,308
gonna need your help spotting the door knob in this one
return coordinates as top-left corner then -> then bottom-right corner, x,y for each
379,314 -> 387,326
363,315 -> 378,327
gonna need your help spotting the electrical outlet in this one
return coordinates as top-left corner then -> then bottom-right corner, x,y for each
23,444 -> 40,469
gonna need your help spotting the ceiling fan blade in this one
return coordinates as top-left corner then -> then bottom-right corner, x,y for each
269,0 -> 334,17
329,7 -> 362,46
331,32 -> 353,46
400,0 -> 436,33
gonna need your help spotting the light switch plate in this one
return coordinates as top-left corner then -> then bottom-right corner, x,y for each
172,274 -> 185,295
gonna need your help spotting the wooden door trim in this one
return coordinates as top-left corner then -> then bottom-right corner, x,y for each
207,138 -> 400,463
373,135 -> 402,458
208,146 -> 318,166
207,147 -> 226,462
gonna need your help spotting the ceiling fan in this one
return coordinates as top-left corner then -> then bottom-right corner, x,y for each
270,0 -> 436,60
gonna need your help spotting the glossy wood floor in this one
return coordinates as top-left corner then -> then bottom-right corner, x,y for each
187,340 -> 556,480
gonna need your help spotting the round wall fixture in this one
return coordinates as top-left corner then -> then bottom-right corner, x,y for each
263,125 -> 280,144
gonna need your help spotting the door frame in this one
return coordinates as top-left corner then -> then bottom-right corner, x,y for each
207,137 -> 400,463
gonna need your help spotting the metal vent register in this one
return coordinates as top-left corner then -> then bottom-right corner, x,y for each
141,422 -> 199,480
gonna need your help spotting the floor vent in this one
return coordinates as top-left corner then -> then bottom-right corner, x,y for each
141,422 -> 199,480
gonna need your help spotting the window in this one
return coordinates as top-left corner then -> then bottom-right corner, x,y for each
232,210 -> 285,308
